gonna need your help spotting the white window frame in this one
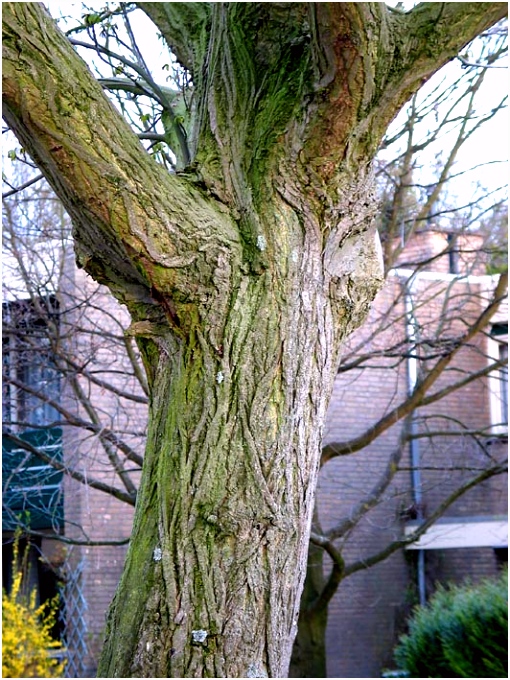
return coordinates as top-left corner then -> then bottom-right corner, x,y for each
487,323 -> 508,435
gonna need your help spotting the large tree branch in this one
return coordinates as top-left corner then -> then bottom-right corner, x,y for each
2,3 -> 240,329
305,2 -> 506,175
370,2 -> 507,147
324,409 -> 506,543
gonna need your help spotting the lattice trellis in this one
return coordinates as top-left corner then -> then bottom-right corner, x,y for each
59,556 -> 88,678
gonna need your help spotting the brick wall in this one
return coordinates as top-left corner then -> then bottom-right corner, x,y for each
394,229 -> 487,275
320,229 -> 507,677
319,276 -> 413,678
60,260 -> 146,675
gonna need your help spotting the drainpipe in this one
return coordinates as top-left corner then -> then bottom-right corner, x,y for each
390,267 -> 498,605
403,276 -> 427,606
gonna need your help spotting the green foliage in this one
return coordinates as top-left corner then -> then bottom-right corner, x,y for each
2,534 -> 66,678
394,571 -> 508,678
82,13 -> 102,26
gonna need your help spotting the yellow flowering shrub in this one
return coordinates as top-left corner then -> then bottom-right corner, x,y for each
2,538 -> 66,678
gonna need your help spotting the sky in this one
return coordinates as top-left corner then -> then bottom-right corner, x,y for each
379,50 -> 508,221
378,1 -> 508,221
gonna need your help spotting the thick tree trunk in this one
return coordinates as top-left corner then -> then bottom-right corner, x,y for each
97,185 -> 383,677
3,2 -> 505,676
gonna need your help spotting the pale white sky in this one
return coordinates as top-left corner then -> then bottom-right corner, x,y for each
381,54 -> 508,218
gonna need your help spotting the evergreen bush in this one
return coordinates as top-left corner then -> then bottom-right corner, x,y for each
394,571 -> 507,678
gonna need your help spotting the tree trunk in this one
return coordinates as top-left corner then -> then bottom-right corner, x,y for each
3,2 -> 505,676
97,181 -> 383,676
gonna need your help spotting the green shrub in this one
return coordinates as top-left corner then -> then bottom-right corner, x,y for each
394,571 -> 507,678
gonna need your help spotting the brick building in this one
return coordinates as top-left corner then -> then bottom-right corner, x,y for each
2,228 -> 507,677
3,248 -> 143,676
58,271 -> 143,675
320,229 -> 507,677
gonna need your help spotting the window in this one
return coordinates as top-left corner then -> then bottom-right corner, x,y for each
494,547 -> 508,571
2,427 -> 64,531
488,322 -> 508,434
2,297 -> 60,431
2,297 -> 63,532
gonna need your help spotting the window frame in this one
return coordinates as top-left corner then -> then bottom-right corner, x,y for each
487,322 -> 508,435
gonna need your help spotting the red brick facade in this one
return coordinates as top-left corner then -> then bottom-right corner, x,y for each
320,229 -> 507,677
59,262 -> 143,675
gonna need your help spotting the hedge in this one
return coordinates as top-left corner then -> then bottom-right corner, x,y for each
394,570 -> 507,678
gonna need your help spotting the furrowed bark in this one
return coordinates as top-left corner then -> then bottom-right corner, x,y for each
95,158 -> 384,677
100,254 -> 341,676
3,2 -> 505,677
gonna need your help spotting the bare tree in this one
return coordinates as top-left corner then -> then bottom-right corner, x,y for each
2,3 -> 506,677
4,47 -> 507,672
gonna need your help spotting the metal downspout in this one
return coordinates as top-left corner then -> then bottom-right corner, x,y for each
404,277 -> 427,606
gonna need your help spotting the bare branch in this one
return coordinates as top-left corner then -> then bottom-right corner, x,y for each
308,533 -> 345,614
342,460 -> 507,578
2,172 -> 44,199
1,519 -> 131,547
3,431 -> 136,505
322,272 -> 507,463
4,376 -> 144,467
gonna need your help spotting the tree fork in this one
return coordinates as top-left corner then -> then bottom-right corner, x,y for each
3,2 -> 506,677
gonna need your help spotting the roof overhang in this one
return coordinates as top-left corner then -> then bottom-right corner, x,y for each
404,516 -> 508,550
